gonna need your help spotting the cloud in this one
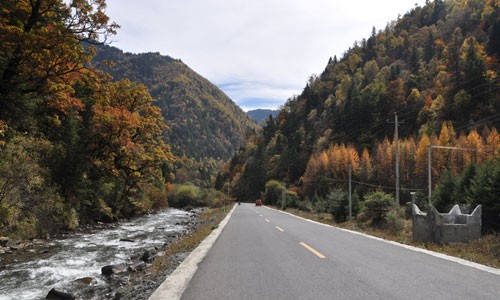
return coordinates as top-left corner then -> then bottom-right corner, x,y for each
105,0 -> 424,110
219,81 -> 299,111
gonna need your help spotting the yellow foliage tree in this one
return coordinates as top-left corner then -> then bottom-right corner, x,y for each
415,133 -> 430,176
359,147 -> 373,181
486,127 -> 500,156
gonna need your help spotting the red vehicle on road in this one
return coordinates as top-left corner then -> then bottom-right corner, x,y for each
255,199 -> 263,206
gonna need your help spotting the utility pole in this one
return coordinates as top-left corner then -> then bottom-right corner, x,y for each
281,188 -> 286,210
428,144 -> 432,207
348,164 -> 352,220
388,112 -> 403,204
226,179 -> 230,213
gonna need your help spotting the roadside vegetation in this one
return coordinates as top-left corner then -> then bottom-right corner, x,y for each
167,184 -> 228,208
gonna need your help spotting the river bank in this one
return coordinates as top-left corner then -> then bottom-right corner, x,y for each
0,207 -> 227,299
112,207 -> 228,300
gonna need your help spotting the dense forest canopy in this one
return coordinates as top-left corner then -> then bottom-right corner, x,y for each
220,0 -> 500,231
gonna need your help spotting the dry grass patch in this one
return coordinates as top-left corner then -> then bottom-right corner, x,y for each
413,235 -> 500,268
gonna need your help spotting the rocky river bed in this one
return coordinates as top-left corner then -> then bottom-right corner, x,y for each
0,208 -> 204,300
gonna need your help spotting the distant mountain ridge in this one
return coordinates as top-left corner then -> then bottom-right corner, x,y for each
247,109 -> 279,124
93,45 -> 258,161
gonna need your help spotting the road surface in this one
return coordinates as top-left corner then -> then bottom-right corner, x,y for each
180,203 -> 500,300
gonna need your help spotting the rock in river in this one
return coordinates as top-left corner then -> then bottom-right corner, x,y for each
101,264 -> 126,277
73,277 -> 97,286
140,248 -> 158,263
0,236 -> 9,247
46,288 -> 75,300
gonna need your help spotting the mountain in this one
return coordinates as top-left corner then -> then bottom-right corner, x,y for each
221,0 -> 500,230
92,45 -> 258,161
247,109 -> 279,124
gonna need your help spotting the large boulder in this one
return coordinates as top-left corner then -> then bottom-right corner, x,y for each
101,264 -> 126,277
0,236 -> 8,247
140,248 -> 158,263
6,239 -> 21,251
46,288 -> 75,300
73,277 -> 97,286
127,261 -> 146,272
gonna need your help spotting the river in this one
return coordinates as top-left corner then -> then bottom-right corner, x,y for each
0,208 -> 194,300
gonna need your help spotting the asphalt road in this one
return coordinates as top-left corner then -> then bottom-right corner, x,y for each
180,203 -> 500,300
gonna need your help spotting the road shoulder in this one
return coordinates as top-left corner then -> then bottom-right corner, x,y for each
148,205 -> 236,300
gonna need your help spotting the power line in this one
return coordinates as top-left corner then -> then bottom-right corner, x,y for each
309,175 -> 427,192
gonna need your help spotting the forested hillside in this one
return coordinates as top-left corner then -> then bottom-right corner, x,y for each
0,0 -> 175,238
93,45 -> 258,161
220,0 -> 500,231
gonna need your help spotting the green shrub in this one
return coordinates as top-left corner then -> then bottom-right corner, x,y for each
313,196 -> 328,213
263,180 -> 286,206
296,196 -> 313,212
201,188 -> 226,208
362,191 -> 396,225
168,184 -> 226,208
326,189 -> 348,222
385,207 -> 405,235
168,184 -> 203,207
325,189 -> 361,222
284,190 -> 299,209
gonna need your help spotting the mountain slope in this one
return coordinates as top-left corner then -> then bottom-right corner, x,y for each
247,109 -> 279,124
93,46 -> 258,160
222,0 -> 500,208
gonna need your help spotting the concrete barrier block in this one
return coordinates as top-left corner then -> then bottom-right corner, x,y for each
412,204 -> 482,243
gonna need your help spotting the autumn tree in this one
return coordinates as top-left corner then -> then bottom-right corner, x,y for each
399,137 -> 417,191
358,148 -> 373,183
84,78 -> 172,217
0,0 -> 118,127
435,121 -> 455,176
415,133 -> 430,185
374,137 -> 393,186
486,127 -> 500,155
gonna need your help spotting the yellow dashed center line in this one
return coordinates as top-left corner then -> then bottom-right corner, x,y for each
275,226 -> 285,232
300,242 -> 326,259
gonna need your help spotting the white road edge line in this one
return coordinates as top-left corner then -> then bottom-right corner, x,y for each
148,205 -> 237,300
264,206 -> 500,276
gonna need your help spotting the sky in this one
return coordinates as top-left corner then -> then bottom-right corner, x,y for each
104,0 -> 425,111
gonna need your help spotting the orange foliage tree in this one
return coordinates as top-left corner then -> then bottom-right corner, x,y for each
87,78 -> 173,214
0,0 -> 118,125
